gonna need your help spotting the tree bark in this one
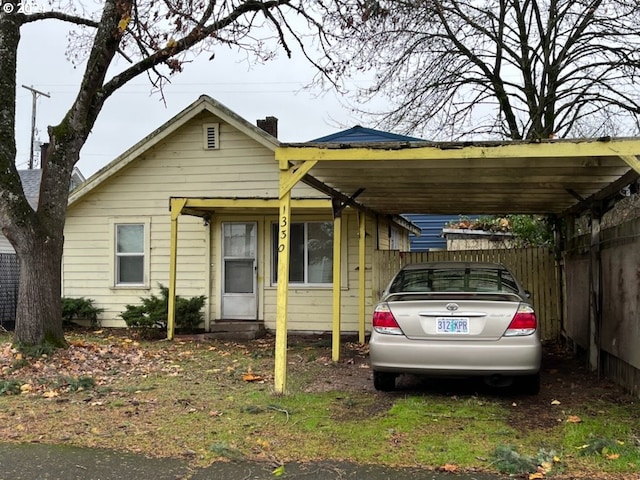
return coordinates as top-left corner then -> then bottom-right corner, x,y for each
13,225 -> 66,347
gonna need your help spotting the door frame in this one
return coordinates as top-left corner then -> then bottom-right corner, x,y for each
220,221 -> 258,320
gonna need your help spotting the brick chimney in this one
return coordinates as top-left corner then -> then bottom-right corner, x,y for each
257,116 -> 278,138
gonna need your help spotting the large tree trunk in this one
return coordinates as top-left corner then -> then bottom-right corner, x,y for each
13,227 -> 66,347
10,130 -> 83,348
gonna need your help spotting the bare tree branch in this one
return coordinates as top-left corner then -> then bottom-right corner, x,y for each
319,0 -> 640,141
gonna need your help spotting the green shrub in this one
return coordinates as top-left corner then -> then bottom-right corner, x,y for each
0,379 -> 21,396
120,284 -> 206,335
62,297 -> 104,328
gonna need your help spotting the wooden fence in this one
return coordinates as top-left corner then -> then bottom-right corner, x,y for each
372,248 -> 561,341
0,253 -> 19,330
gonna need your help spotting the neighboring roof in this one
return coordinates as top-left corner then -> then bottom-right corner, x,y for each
443,228 -> 514,237
311,126 -> 424,143
71,168 -> 86,189
18,169 -> 42,209
69,95 -> 280,206
17,167 -> 86,210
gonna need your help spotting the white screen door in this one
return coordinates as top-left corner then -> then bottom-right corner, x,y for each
221,222 -> 257,319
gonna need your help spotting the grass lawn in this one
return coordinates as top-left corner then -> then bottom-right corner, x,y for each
1,330 -> 638,479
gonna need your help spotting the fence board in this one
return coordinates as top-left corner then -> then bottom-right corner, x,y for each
373,247 -> 560,341
0,253 -> 19,330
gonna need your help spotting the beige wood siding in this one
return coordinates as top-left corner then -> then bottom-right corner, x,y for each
63,112 -> 318,327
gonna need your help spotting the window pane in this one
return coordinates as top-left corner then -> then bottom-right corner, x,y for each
224,223 -> 256,257
271,223 -> 306,283
118,256 -> 144,284
307,222 -> 333,283
225,260 -> 254,293
117,224 -> 143,253
289,224 -> 304,282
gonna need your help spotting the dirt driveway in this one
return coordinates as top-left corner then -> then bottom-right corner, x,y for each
296,336 -> 637,435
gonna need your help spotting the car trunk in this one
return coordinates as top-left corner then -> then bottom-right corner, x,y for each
385,292 -> 523,341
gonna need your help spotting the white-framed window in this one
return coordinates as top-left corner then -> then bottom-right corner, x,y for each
203,123 -> 220,150
271,221 -> 333,285
110,218 -> 150,288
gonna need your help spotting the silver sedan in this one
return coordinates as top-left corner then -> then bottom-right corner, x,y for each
369,261 -> 542,394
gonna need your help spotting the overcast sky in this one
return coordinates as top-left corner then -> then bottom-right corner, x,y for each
15,16 -> 370,177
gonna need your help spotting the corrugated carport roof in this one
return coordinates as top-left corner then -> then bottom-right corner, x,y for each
276,137 -> 640,216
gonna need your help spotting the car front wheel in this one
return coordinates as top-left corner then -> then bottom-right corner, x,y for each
373,371 -> 396,391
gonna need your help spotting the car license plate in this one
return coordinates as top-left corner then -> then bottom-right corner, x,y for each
436,318 -> 469,334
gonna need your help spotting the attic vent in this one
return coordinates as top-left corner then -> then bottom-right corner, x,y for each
203,123 -> 220,150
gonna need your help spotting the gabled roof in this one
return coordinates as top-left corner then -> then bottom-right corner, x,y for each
311,126 -> 424,143
69,95 -> 280,206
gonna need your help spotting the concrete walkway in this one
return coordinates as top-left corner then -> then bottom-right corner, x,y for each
0,443 -> 508,480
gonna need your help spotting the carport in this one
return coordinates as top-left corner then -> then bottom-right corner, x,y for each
169,137 -> 640,394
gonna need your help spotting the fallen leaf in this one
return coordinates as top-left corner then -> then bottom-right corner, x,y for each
272,465 -> 285,477
551,399 -> 561,405
242,373 -> 264,382
566,415 -> 582,423
605,453 -> 620,460
42,390 -> 59,398
441,463 -> 457,472
529,473 -> 545,479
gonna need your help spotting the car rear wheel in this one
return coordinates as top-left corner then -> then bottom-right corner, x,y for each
518,372 -> 541,395
373,371 -> 396,391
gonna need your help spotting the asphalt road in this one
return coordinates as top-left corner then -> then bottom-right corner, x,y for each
0,443 -> 509,480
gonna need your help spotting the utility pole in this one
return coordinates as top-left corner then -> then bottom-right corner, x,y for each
21,85 -> 50,169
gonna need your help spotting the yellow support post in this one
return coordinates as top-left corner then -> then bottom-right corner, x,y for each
358,213 -> 366,344
167,198 -> 187,340
274,173 -> 293,394
332,213 -> 342,362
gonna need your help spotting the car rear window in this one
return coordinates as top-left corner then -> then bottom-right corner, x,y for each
389,267 -> 520,294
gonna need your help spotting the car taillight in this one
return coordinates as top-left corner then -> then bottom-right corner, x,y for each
504,304 -> 537,336
372,303 -> 404,335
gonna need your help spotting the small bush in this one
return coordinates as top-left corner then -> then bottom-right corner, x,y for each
0,380 -> 21,396
491,444 -> 537,474
62,297 -> 104,329
120,284 -> 206,336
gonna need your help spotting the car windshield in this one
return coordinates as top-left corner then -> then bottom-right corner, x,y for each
388,267 -> 520,294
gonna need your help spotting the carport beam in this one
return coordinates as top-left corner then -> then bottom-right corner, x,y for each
619,154 -> 640,174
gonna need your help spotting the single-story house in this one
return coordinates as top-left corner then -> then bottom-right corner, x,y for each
63,95 -> 417,335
